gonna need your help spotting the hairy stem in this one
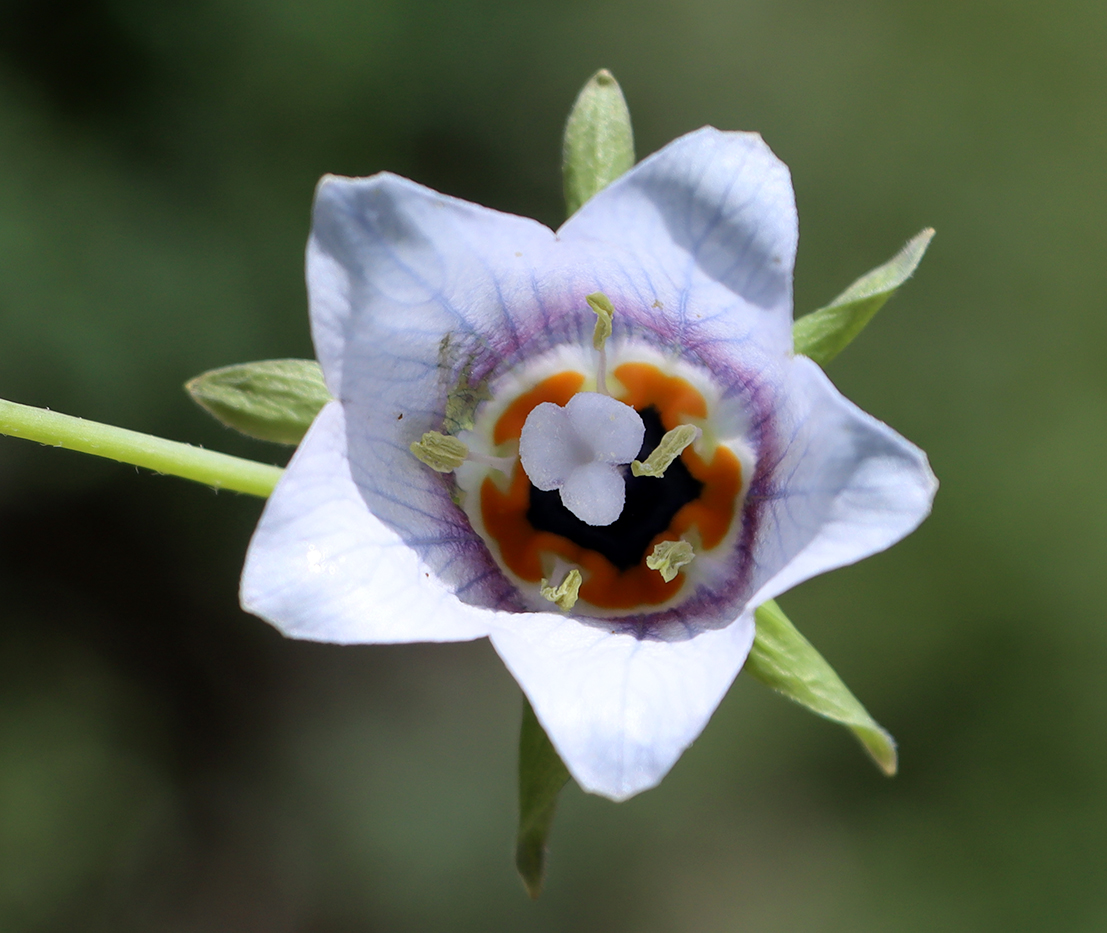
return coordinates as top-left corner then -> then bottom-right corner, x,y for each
0,398 -> 283,498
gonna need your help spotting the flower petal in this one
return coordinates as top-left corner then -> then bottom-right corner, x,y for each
487,610 -> 756,800
241,401 -> 494,643
307,174 -> 561,606
749,356 -> 938,604
308,172 -> 556,396
559,127 -> 798,359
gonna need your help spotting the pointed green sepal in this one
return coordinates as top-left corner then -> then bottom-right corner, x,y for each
562,69 -> 635,217
746,599 -> 897,776
515,697 -> 571,898
186,359 -> 332,445
793,228 -> 934,367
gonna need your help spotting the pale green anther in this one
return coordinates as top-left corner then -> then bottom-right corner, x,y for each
410,431 -> 468,472
587,292 -> 614,351
540,569 -> 583,611
646,540 -> 695,582
631,423 -> 700,477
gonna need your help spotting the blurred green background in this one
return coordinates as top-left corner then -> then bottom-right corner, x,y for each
1,0 -> 1105,929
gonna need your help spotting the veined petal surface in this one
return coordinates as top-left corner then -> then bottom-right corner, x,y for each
241,402 -> 493,643
488,609 -> 756,800
307,172 -> 557,396
308,174 -> 566,609
745,356 -> 936,604
560,127 -> 797,360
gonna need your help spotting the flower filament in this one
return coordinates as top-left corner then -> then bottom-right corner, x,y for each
587,292 -> 615,396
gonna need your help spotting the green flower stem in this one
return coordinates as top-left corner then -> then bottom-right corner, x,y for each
0,397 -> 284,497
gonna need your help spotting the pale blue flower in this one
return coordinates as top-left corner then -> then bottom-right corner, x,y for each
241,128 -> 936,801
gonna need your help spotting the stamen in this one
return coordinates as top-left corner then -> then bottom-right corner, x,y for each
466,450 -> 517,474
631,424 -> 701,477
540,568 -> 583,610
410,431 -> 468,472
587,292 -> 614,395
479,365 -> 743,611
646,540 -> 695,582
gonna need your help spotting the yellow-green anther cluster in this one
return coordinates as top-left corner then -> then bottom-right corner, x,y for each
410,431 -> 468,472
631,423 -> 700,477
646,540 -> 695,582
587,292 -> 614,351
540,568 -> 583,610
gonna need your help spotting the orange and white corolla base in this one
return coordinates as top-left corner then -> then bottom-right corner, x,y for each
455,342 -> 756,619
241,128 -> 937,800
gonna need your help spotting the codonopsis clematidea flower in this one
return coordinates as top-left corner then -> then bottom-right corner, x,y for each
241,127 -> 937,801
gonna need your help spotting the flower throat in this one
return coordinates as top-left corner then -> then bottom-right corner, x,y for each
479,363 -> 743,612
527,406 -> 703,571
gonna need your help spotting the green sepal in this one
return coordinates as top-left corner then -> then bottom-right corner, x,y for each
562,69 -> 635,217
515,696 -> 571,898
747,599 -> 897,776
793,228 -> 934,367
185,359 -> 332,445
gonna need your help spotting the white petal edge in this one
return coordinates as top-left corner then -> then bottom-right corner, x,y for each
241,401 -> 494,644
307,174 -> 566,601
307,171 -> 557,397
487,610 -> 756,800
559,127 -> 798,357
750,356 -> 939,607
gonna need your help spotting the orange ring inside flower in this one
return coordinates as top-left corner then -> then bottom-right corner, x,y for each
481,363 -> 742,610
